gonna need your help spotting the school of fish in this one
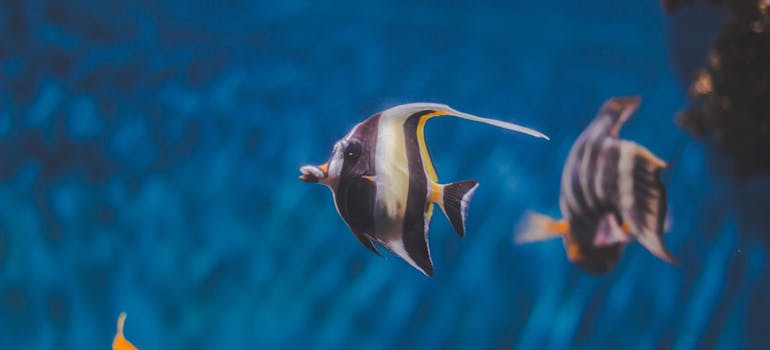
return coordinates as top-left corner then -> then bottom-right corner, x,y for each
300,97 -> 677,275
109,97 -> 678,345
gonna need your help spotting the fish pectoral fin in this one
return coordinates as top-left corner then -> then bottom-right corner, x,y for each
354,232 -> 382,257
362,175 -> 377,184
435,180 -> 479,237
514,212 -> 568,244
594,213 -> 633,247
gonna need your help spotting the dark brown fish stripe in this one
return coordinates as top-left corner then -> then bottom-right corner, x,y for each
335,113 -> 381,254
564,121 -> 623,247
364,114 -> 381,170
565,139 -> 600,221
580,128 -> 605,211
596,139 -> 621,202
631,153 -> 667,233
401,110 -> 435,274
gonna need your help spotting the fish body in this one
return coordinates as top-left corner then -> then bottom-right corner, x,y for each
113,312 -> 137,350
516,97 -> 676,273
301,103 -> 548,276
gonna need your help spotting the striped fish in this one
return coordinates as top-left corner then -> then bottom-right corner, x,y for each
515,97 -> 676,274
300,103 -> 548,276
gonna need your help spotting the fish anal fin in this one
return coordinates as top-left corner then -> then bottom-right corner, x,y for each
385,236 -> 434,277
436,180 -> 479,237
626,213 -> 679,265
514,212 -> 569,244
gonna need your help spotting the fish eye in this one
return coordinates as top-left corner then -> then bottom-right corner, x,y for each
344,140 -> 362,160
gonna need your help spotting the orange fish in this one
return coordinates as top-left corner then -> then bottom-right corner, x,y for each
113,312 -> 138,350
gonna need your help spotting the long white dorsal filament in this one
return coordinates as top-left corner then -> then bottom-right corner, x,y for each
436,106 -> 550,140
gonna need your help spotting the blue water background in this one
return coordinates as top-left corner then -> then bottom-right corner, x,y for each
1,0 -> 768,349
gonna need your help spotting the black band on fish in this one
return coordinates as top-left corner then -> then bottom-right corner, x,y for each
441,180 -> 479,237
517,97 -> 676,273
300,103 -> 547,276
399,111 -> 435,276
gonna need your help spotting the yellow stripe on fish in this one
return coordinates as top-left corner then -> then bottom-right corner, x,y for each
300,102 -> 548,276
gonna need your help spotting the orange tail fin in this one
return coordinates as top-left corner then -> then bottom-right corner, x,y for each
514,212 -> 569,244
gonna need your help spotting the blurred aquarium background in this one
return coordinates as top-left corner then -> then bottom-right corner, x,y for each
1,0 -> 769,349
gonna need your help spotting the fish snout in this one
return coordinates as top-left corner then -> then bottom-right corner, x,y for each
299,163 -> 329,183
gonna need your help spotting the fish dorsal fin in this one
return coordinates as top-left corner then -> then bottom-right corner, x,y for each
113,312 -> 138,350
382,103 -> 550,140
596,96 -> 641,138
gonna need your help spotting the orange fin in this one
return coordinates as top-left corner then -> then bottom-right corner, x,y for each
113,312 -> 138,350
514,212 -> 569,244
621,221 -> 632,234
566,242 -> 584,261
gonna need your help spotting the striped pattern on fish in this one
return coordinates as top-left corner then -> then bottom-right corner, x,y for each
517,96 -> 676,274
301,103 -> 548,276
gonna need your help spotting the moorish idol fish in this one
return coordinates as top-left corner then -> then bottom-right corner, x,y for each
113,312 -> 137,350
300,103 -> 548,276
515,96 -> 676,274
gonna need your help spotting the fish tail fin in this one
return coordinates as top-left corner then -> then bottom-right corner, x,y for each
618,142 -> 678,265
433,180 -> 479,237
113,312 -> 137,350
514,212 -> 568,244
